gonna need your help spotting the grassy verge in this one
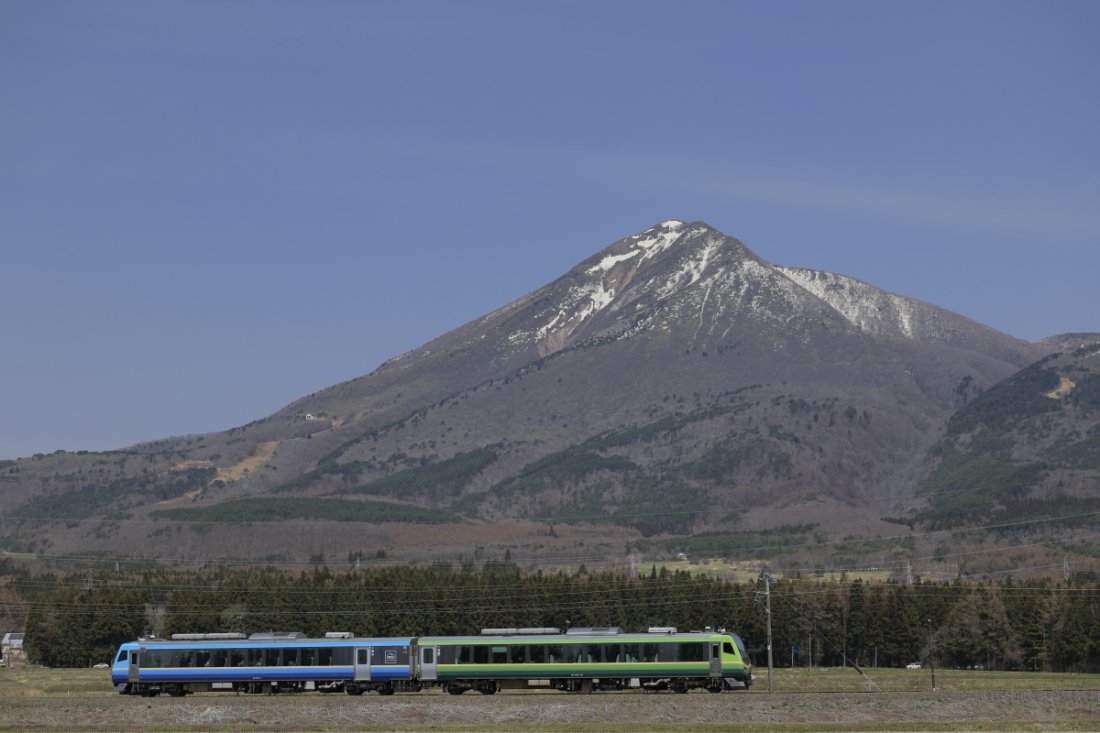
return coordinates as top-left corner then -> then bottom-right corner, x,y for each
1,667 -> 1097,732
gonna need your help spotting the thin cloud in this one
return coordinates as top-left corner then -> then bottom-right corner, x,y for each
327,133 -> 1098,242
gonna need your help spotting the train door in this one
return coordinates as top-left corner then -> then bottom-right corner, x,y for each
419,645 -> 437,681
709,642 -> 722,677
129,649 -> 140,683
353,647 -> 371,682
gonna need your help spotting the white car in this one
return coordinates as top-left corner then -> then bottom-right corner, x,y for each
905,662 -> 922,669
92,662 -> 109,669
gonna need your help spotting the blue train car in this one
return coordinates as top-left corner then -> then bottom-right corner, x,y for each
112,632 -> 415,696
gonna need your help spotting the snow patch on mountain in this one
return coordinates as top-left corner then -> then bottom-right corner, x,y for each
656,235 -> 723,300
587,249 -> 641,274
778,267 -> 921,338
631,221 -> 687,262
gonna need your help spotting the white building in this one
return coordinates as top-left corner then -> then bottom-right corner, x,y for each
1,632 -> 26,665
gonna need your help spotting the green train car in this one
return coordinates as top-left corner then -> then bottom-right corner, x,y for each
416,627 -> 753,694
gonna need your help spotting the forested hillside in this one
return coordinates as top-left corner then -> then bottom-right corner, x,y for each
5,562 -> 1098,674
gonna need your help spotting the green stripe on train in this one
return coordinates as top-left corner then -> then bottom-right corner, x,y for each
435,663 -> 746,679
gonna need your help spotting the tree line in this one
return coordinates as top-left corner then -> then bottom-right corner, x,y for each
5,563 -> 1098,673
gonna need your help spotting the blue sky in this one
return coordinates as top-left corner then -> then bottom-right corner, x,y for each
1,0 -> 1097,459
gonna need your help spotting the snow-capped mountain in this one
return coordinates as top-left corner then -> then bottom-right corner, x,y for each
6,220 -> 1083,567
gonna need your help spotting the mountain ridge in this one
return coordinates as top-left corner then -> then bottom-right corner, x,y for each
2,220 -> 1092,574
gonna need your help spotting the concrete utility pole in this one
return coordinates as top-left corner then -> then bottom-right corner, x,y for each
764,574 -> 774,693
927,618 -> 937,691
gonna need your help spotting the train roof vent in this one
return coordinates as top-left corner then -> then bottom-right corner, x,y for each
324,632 -> 355,639
647,627 -> 678,634
565,627 -> 622,636
248,631 -> 305,640
171,633 -> 248,640
480,627 -> 561,636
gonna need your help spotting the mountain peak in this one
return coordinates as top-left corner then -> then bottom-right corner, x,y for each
1,219 -> 1069,571
525,221 -> 754,355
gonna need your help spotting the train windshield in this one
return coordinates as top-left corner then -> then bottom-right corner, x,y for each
731,634 -> 751,663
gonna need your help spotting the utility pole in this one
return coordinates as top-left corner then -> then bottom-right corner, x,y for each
927,618 -> 937,691
764,573 -> 774,693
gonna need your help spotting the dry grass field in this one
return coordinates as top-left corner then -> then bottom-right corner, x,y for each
0,666 -> 1098,732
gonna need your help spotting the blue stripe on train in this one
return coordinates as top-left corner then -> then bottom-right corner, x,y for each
133,665 -> 412,683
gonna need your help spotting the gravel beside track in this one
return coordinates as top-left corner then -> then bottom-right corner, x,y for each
0,689 -> 1098,732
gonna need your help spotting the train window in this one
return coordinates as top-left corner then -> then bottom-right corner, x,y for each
678,643 -> 705,662
643,643 -> 660,662
491,646 -> 508,664
528,645 -> 546,664
456,646 -> 473,664
422,648 -> 433,665
357,649 -> 368,665
115,649 -> 126,664
178,651 -> 194,667
510,646 -> 526,664
302,648 -> 318,666
209,649 -> 227,667
561,645 -> 581,664
473,646 -> 489,665
194,650 -> 211,667
228,649 -> 245,667
622,644 -> 640,663
318,648 -> 334,666
723,641 -> 735,656
711,644 -> 720,660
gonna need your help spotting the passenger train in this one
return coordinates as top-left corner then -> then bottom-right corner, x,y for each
112,627 -> 752,696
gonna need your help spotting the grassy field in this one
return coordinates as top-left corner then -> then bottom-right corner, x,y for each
0,665 -> 1098,731
638,560 -> 893,584
766,666 -> 1100,693
0,665 -> 111,696
3,664 -> 1100,697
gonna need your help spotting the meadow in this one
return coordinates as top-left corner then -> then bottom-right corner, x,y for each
1,665 -> 1098,732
